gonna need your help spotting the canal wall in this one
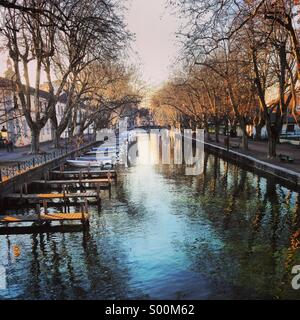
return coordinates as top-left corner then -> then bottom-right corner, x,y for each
204,142 -> 300,191
0,141 -> 99,201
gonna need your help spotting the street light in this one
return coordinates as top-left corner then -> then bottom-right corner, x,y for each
1,126 -> 8,140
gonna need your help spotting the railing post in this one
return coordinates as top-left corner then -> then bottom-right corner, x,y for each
36,204 -> 41,223
43,200 -> 48,214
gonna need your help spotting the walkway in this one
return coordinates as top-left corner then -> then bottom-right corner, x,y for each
209,135 -> 300,174
0,136 -> 91,167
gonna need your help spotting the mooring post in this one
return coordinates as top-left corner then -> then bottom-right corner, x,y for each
81,203 -> 84,222
96,184 -> 101,209
20,184 -> 23,199
109,180 -> 112,198
88,164 -> 91,178
24,183 -> 28,195
79,170 -> 83,184
36,204 -> 41,223
82,199 -> 89,226
43,200 -> 48,214
85,198 -> 88,214
62,184 -> 67,210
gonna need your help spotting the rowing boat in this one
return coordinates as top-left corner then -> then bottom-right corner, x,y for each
67,159 -> 114,168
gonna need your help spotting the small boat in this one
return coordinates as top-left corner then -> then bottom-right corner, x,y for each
87,150 -> 119,155
92,147 -> 119,152
78,156 -> 118,162
102,163 -> 113,170
67,160 -> 104,168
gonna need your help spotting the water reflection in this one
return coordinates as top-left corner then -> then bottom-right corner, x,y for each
0,134 -> 300,299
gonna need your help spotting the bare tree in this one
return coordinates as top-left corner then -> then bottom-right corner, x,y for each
172,0 -> 297,156
0,0 -> 130,153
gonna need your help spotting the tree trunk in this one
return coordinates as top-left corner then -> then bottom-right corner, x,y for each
205,123 -> 211,142
215,123 -> 220,143
268,134 -> 277,159
242,131 -> 248,150
31,128 -> 40,154
254,124 -> 263,141
53,129 -> 62,149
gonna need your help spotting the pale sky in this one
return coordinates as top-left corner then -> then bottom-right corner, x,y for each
125,0 -> 180,88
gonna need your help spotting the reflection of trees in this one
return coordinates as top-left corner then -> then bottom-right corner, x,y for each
159,152 -> 300,298
28,234 -> 41,298
266,181 -> 280,257
276,194 -> 300,299
18,222 -> 136,299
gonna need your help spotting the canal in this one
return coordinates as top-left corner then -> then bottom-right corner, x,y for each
0,134 -> 300,299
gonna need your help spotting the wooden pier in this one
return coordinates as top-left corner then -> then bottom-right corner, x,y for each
6,191 -> 99,200
0,212 -> 88,224
4,189 -> 103,207
0,142 -> 117,235
31,179 -> 112,190
51,169 -> 117,178
0,200 -> 89,234
32,178 -> 111,184
0,212 -> 89,235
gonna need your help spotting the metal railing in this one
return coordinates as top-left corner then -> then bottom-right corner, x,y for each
0,138 -> 96,183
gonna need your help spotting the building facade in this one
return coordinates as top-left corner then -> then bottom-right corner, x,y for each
0,77 -> 67,147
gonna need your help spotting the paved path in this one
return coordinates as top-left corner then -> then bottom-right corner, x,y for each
209,135 -> 300,174
0,140 -> 63,164
0,136 -> 92,167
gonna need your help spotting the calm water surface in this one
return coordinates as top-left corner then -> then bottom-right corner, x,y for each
0,137 -> 300,299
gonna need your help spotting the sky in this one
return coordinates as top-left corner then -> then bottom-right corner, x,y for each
125,0 -> 180,89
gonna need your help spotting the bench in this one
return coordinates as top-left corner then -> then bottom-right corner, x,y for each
278,154 -> 294,163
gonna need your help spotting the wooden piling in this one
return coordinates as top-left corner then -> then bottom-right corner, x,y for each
36,204 -> 41,223
20,184 -> 23,199
24,183 -> 28,195
43,200 -> 48,214
96,184 -> 101,208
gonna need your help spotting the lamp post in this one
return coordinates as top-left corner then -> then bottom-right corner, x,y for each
1,126 -> 8,140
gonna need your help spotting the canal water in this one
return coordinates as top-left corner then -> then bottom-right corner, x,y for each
0,135 -> 300,299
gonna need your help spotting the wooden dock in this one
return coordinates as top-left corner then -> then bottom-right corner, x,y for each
6,191 -> 99,200
0,212 -> 88,224
31,179 -> 111,189
0,199 -> 90,234
0,211 -> 89,235
51,169 -> 117,178
32,178 -> 110,184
